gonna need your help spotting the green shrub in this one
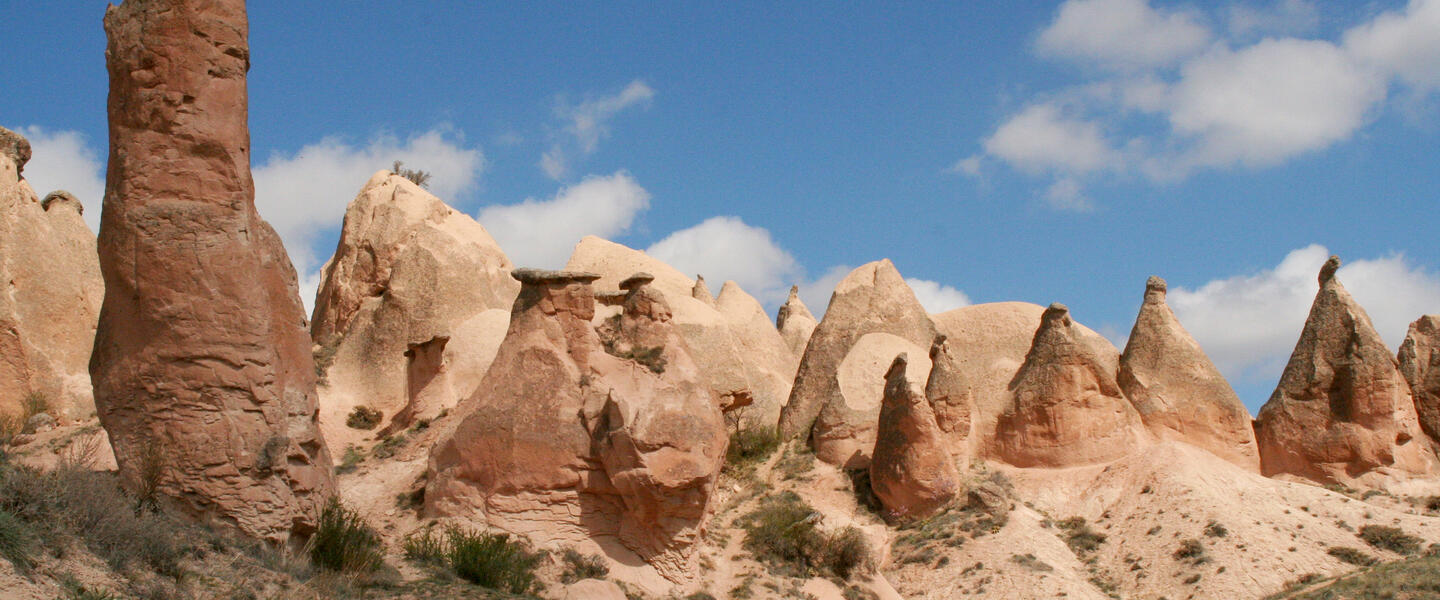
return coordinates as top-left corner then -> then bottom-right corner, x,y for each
0,508 -> 33,571
739,491 -> 869,579
346,406 -> 383,430
402,526 -> 448,565
1174,538 -> 1206,562
336,445 -> 364,474
823,527 -> 870,579
1359,524 -> 1423,556
726,426 -> 781,469
371,434 -> 406,459
309,498 -> 383,573
561,548 -> 610,583
446,528 -> 542,594
1328,546 -> 1378,566
1058,517 -> 1106,556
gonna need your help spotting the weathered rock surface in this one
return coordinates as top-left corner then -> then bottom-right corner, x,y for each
310,172 -> 517,440
563,579 -> 628,600
92,0 -> 333,543
870,354 -> 960,520
426,269 -> 726,580
993,303 -> 1146,468
778,259 -> 937,468
566,236 -> 794,429
777,285 -> 819,359
1255,257 -> 1436,484
924,334 -> 973,445
691,275 -> 714,306
1400,315 -> 1440,443
0,127 -> 102,422
1119,277 -> 1260,471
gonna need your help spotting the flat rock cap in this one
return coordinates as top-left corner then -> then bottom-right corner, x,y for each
1146,275 -> 1167,293
511,268 -> 602,284
0,126 -> 32,173
619,272 -> 655,290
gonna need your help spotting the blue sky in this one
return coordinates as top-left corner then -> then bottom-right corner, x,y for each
2,1 -> 1438,410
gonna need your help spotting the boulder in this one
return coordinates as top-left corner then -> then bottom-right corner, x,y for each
1400,315 -> 1440,442
1119,276 -> 1260,471
0,127 -> 102,423
91,0 -> 334,544
992,303 -> 1146,467
778,260 -> 937,468
870,354 -> 960,520
311,172 -> 518,441
777,285 -> 819,359
1255,257 -> 1436,484
426,269 -> 726,580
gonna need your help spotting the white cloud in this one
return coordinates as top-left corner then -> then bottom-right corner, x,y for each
1044,177 -> 1093,211
1168,244 -> 1440,386
1344,0 -> 1440,93
645,216 -> 802,306
541,80 -> 655,179
253,129 -> 485,286
906,278 -> 972,314
949,155 -> 982,177
1036,0 -> 1211,70
1227,0 -> 1319,38
983,103 -> 1121,175
17,127 -> 105,232
478,171 -> 650,269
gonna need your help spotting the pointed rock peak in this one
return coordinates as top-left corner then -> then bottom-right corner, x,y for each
928,334 -> 948,361
41,190 -> 82,214
788,284 -> 800,301
692,274 -> 714,304
886,353 -> 910,382
1144,275 -> 1167,302
1320,255 -> 1342,285
1042,302 -> 1072,327
1401,315 -> 1440,443
872,350 -> 959,520
777,283 -> 817,328
0,126 -> 31,174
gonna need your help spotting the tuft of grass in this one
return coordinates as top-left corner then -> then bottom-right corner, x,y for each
1058,517 -> 1106,556
371,434 -> 406,459
309,498 -> 383,574
445,528 -> 542,594
774,442 -> 816,481
725,426 -> 781,471
1204,520 -> 1228,538
392,160 -> 433,188
402,526 -> 448,565
561,548 -> 610,583
1174,538 -> 1207,563
1011,553 -> 1053,572
1277,553 -> 1440,599
0,508 -> 34,572
346,406 -> 382,430
1328,546 -> 1378,566
1359,524 -> 1423,556
336,445 -> 364,474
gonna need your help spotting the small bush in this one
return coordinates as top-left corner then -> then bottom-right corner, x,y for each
0,508 -> 34,571
823,527 -> 870,579
1058,517 -> 1106,556
1010,553 -> 1053,572
336,445 -> 364,474
561,548 -> 609,583
402,526 -> 448,565
309,498 -> 383,573
1174,538 -> 1207,562
1328,546 -> 1378,566
1204,520 -> 1228,538
391,160 -> 433,188
1359,524 -> 1423,555
739,491 -> 869,579
371,434 -> 406,459
346,406 -> 382,430
446,529 -> 542,594
726,426 -> 781,469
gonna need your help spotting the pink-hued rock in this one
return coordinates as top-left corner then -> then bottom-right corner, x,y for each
91,0 -> 334,544
871,354 -> 961,520
426,269 -> 726,580
1400,315 -> 1440,443
692,275 -> 715,306
1119,277 -> 1260,471
310,172 -> 517,439
563,579 -> 628,600
992,303 -> 1146,468
924,334 -> 973,445
1255,257 -> 1436,485
0,127 -> 102,423
778,260 -> 938,468
777,285 -> 819,359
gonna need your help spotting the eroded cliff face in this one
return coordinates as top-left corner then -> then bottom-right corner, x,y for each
1255,257 -> 1436,485
1400,315 -> 1440,444
92,0 -> 333,544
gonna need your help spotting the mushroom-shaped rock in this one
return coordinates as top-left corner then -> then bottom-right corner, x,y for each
1119,276 -> 1260,471
870,354 -> 960,520
1400,315 -> 1440,442
310,170 -> 518,440
92,0 -> 334,544
777,284 -> 819,359
0,128 -> 102,423
993,303 -> 1145,467
40,190 -> 82,214
1254,257 -> 1436,485
779,259 -> 938,468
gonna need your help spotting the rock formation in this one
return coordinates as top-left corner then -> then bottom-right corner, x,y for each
870,354 -> 960,520
1119,277 -> 1260,471
566,236 -> 794,429
776,285 -> 819,359
0,127 -> 103,423
993,303 -> 1145,467
692,275 -> 715,306
91,0 -> 333,543
924,334 -> 972,444
310,171 -> 517,440
778,259 -> 937,468
1400,315 -> 1440,442
426,269 -> 727,579
1255,257 -> 1435,484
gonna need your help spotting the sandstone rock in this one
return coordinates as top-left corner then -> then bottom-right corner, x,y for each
925,334 -> 973,444
1255,257 -> 1436,484
566,237 -> 793,430
965,480 -> 1008,515
1400,315 -> 1440,442
993,303 -> 1145,468
692,275 -> 715,306
563,579 -> 627,600
870,354 -> 960,520
92,0 -> 334,544
311,171 -> 518,440
777,285 -> 819,359
426,269 -> 726,580
1119,276 -> 1260,471
778,260 -> 937,468
23,413 -> 55,434
0,127 -> 102,423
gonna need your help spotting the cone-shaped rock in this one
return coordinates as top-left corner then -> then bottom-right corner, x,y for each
1119,276 -> 1260,471
871,354 -> 960,520
692,275 -> 715,306
1254,257 -> 1435,484
1400,315 -> 1440,442
925,334 -> 973,444
0,127 -> 102,422
778,259 -> 938,468
994,303 -> 1145,467
715,280 -> 799,428
777,285 -> 819,359
427,269 -> 726,580
92,0 -> 334,543
310,171 -> 517,440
